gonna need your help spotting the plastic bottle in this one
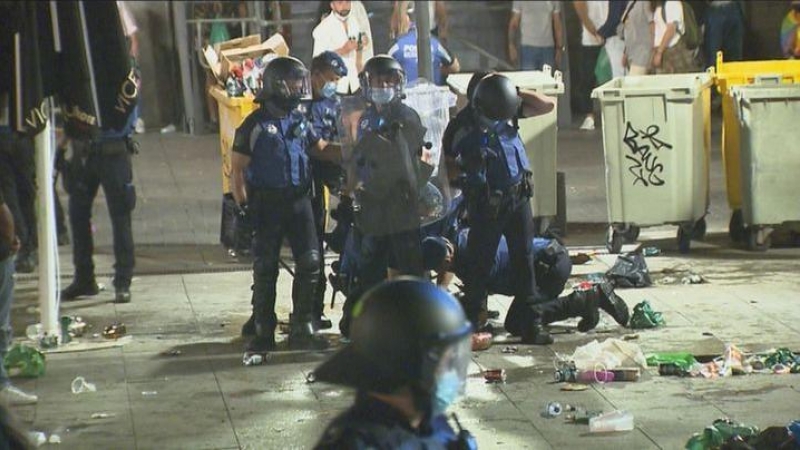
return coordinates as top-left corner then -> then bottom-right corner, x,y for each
588,410 -> 634,433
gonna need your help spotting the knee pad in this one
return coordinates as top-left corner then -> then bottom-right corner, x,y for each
295,249 -> 321,275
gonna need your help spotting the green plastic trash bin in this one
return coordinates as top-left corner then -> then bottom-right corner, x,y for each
447,67 -> 565,234
730,83 -> 800,251
592,73 -> 713,253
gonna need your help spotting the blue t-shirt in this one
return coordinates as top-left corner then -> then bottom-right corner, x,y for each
232,105 -> 319,189
452,119 -> 530,189
388,25 -> 455,86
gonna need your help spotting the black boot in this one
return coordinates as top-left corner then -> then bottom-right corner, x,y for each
62,278 -> 100,301
241,314 -> 255,337
505,300 -> 555,345
596,281 -> 630,326
288,267 -> 328,350
288,316 -> 329,350
546,289 -> 600,333
245,320 -> 276,353
520,317 -> 554,345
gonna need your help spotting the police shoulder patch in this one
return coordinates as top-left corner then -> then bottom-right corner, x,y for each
266,124 -> 278,134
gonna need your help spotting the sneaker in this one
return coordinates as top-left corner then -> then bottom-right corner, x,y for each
579,115 -> 595,131
62,280 -> 100,301
0,385 -> 38,405
134,118 -> 145,134
114,288 -> 131,304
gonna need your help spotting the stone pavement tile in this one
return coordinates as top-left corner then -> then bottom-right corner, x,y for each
633,403 -> 726,449
29,407 -> 136,450
131,404 -> 237,450
34,351 -> 129,410
689,378 -> 800,427
123,352 -> 216,384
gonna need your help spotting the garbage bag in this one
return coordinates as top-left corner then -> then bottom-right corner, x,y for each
594,47 -> 613,86
4,344 -> 45,378
629,300 -> 665,329
606,252 -> 652,288
567,338 -> 647,371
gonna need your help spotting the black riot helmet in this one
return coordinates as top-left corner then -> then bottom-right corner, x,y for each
314,278 -> 472,416
256,56 -> 311,114
359,55 -> 406,106
466,71 -> 491,105
472,73 -> 521,125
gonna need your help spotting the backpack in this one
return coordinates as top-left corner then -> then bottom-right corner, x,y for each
661,1 -> 701,50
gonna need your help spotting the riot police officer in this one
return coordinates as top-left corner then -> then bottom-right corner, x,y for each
307,51 -> 348,330
338,55 -> 434,337
231,56 -> 327,353
448,73 -> 598,344
314,278 -> 477,449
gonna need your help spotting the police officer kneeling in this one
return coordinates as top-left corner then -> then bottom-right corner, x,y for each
231,56 -> 327,352
314,278 -> 477,449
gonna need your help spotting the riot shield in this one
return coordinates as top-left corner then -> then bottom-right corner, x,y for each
336,92 -> 453,238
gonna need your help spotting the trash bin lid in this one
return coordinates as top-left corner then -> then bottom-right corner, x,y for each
447,70 -> 564,96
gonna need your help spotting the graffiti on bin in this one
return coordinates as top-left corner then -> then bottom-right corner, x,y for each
623,122 -> 673,187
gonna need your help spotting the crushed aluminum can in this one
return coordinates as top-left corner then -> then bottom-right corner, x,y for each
483,369 -> 507,383
102,322 -> 127,339
544,402 -> 563,417
501,346 -> 518,354
242,352 -> 269,366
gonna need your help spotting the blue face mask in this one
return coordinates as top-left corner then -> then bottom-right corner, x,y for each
321,81 -> 338,99
433,369 -> 462,416
370,87 -> 395,105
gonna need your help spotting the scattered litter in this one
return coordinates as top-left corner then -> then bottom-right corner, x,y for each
543,401 -> 571,418
65,316 -> 87,338
471,333 -> 492,351
71,376 -> 97,394
141,391 -> 158,396
4,344 -> 46,378
681,273 -> 705,284
501,346 -> 518,354
28,431 -> 46,447
702,332 -> 714,336
642,247 -> 661,257
102,322 -> 127,340
685,418 -> 760,449
586,272 -> 606,283
605,252 -> 652,288
560,383 -> 589,392
25,324 -> 43,341
219,322 -> 230,328
161,349 -> 182,357
483,369 -> 506,384
90,412 -> 115,419
647,352 -> 698,376
242,352 -> 268,366
657,276 -> 677,285
39,334 -> 58,349
629,300 -> 666,329
305,372 -> 317,384
160,124 -> 176,134
622,334 -> 640,341
48,434 -> 61,444
589,410 -> 634,433
563,338 -> 648,372
92,333 -> 100,338
570,253 -> 592,265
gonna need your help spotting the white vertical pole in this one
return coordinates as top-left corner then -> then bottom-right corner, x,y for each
35,98 -> 59,337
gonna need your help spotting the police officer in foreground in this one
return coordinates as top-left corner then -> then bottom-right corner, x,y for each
314,278 -> 477,449
307,51 -> 348,330
338,55 -> 435,337
231,56 -> 327,353
448,73 -> 598,344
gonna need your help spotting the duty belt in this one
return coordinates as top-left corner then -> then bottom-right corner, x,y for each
251,183 -> 311,200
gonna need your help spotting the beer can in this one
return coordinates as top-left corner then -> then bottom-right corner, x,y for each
483,369 -> 506,383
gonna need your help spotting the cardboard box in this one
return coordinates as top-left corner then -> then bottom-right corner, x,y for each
205,33 -> 290,83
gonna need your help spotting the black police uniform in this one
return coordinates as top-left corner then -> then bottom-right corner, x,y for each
63,116 -> 137,294
232,102 -> 321,346
448,115 -> 542,328
339,100 -> 432,336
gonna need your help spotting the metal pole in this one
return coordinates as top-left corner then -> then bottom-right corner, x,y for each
173,1 -> 195,134
35,98 -> 58,338
415,1 -> 433,83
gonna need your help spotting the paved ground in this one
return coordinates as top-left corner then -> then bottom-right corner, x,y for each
8,114 -> 800,449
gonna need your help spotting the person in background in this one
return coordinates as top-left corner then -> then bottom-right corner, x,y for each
651,0 -> 695,74
388,4 -> 460,86
704,0 -> 744,69
621,0 -> 655,75
573,0 -> 608,131
313,1 -> 369,95
391,1 -> 449,43
782,0 -> 800,59
351,1 -> 375,63
597,0 -> 629,79
508,1 -> 565,71
314,279 -> 476,449
0,188 -> 39,406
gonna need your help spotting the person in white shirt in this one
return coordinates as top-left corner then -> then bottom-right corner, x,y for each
651,0 -> 695,74
573,0 -> 608,131
312,1 -> 370,94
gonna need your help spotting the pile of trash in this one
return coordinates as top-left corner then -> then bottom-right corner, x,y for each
685,418 -> 800,449
543,402 -> 635,434
203,33 -> 289,99
552,338 -> 647,385
648,345 -> 800,378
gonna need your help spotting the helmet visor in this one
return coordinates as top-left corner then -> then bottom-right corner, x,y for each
279,70 -> 312,101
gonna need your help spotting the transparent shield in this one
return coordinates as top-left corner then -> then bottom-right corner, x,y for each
336,92 -> 453,237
